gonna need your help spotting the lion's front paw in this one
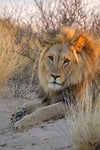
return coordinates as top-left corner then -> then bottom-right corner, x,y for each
13,114 -> 33,131
14,119 -> 26,131
11,107 -> 28,124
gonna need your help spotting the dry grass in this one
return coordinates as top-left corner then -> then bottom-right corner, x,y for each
65,99 -> 100,150
0,18 -> 37,84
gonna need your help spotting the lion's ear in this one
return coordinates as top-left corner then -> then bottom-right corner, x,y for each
72,36 -> 85,54
71,36 -> 85,63
36,38 -> 50,49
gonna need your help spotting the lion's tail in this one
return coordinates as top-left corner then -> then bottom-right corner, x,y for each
65,100 -> 100,150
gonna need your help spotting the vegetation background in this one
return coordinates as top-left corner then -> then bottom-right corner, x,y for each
0,1 -> 99,150
0,0 -> 99,98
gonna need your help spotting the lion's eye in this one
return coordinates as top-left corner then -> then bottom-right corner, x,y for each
63,59 -> 70,64
48,56 -> 53,62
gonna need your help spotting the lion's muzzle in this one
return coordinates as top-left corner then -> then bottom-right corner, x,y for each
48,73 -> 63,90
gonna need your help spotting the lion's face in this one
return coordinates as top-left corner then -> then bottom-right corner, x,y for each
38,43 -> 84,94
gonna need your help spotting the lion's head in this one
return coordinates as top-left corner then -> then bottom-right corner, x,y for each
37,27 -> 99,96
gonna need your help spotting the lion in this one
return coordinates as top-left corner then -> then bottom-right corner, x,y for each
11,27 -> 100,131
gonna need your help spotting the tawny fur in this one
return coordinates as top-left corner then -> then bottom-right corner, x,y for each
12,27 -> 100,149
36,27 -> 100,104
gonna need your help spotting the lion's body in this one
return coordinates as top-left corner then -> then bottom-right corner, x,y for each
12,27 -> 100,136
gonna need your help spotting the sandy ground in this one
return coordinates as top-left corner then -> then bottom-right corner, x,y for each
0,89 -> 72,150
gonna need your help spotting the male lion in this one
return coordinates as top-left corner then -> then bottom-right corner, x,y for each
11,27 -> 100,130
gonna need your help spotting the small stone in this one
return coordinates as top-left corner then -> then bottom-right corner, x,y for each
0,142 -> 7,147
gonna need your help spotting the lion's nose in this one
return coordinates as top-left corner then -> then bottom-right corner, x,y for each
50,74 -> 61,80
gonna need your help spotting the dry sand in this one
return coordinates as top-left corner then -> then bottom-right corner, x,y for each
0,87 -> 72,150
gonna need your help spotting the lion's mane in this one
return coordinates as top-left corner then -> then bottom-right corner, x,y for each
33,27 -> 100,104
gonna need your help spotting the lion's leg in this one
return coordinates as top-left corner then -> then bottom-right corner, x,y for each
21,100 -> 43,113
11,100 -> 43,123
14,102 -> 66,130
